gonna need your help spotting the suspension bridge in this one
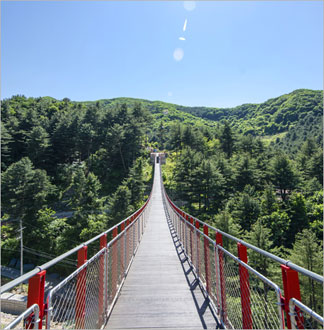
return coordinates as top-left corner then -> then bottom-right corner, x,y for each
1,155 -> 323,329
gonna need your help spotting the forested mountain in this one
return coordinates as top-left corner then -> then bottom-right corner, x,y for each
1,96 -> 153,266
176,89 -> 323,152
161,119 -> 323,314
1,90 -> 322,312
82,89 -> 323,153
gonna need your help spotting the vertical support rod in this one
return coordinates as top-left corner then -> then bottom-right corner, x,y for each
195,221 -> 200,276
120,223 -> 125,273
281,265 -> 304,329
76,246 -> 87,329
125,220 -> 129,268
20,219 -> 23,290
98,234 -> 107,327
190,218 -> 194,260
203,225 -> 210,295
216,232 -> 227,326
237,243 -> 252,329
112,227 -> 118,299
27,270 -> 46,329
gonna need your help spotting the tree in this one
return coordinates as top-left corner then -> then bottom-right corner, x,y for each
245,218 -> 275,277
77,123 -> 96,160
230,188 -> 260,232
108,184 -> 132,225
286,192 -> 308,246
261,211 -> 290,248
29,208 -> 70,254
1,122 -> 13,171
234,156 -> 257,191
220,121 -> 234,158
270,154 -> 298,201
213,209 -> 241,253
62,169 -> 106,248
1,157 -> 56,223
260,185 -> 278,216
26,126 -> 50,168
168,123 -> 182,153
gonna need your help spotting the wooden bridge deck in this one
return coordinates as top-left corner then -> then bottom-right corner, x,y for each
106,163 -> 218,329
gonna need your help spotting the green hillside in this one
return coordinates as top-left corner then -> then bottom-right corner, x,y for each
83,89 -> 323,152
176,89 -> 323,152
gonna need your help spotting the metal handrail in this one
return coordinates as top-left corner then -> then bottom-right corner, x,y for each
1,192 -> 152,294
289,298 -> 324,328
4,304 -> 40,329
161,176 -> 324,284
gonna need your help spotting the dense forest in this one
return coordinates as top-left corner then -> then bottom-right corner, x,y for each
1,90 -> 323,313
1,96 -> 153,266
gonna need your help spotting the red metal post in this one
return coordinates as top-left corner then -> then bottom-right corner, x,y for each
27,270 -> 46,329
237,243 -> 252,329
281,265 -> 304,329
125,219 -> 130,265
216,232 -> 227,326
120,222 -> 125,272
195,221 -> 200,274
203,225 -> 211,295
112,227 -> 118,299
98,234 -> 107,327
190,218 -> 194,259
76,246 -> 88,329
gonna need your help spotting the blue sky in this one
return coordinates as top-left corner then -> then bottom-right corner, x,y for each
1,1 -> 323,107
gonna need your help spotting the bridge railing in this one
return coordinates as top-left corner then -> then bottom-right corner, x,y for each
1,189 -> 153,329
161,180 -> 323,329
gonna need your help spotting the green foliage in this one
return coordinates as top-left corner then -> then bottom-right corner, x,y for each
1,157 -> 56,223
1,96 -> 152,265
174,89 -> 322,154
270,153 -> 298,201
1,90 -> 322,315
290,229 -> 323,314
220,121 -> 234,158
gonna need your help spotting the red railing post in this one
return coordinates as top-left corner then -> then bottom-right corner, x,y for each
203,225 -> 210,295
125,219 -> 130,266
195,221 -> 200,275
120,222 -> 125,272
216,232 -> 227,326
27,270 -> 46,329
238,243 -> 252,329
76,246 -> 87,329
112,227 -> 118,299
190,217 -> 194,259
98,234 -> 107,327
281,265 -> 304,329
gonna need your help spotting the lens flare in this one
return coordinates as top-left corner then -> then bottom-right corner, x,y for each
173,48 -> 184,61
183,19 -> 187,32
183,1 -> 196,11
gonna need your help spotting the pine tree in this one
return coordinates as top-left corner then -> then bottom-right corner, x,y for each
220,121 -> 234,158
271,153 -> 298,201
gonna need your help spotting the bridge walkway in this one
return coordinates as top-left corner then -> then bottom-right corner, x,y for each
106,163 -> 218,329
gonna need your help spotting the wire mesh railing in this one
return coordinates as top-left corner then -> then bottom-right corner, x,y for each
161,175 -> 323,330
289,298 -> 324,330
4,304 -> 40,330
1,185 -> 152,329
45,203 -> 151,329
46,248 -> 105,329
